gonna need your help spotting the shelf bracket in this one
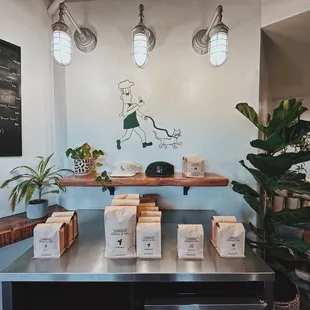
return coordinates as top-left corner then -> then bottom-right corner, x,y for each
183,187 -> 190,195
108,187 -> 115,195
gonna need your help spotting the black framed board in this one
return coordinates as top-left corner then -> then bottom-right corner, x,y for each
0,39 -> 21,156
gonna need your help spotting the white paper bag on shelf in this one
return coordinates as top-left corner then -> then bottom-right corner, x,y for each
210,216 -> 237,246
215,223 -> 245,258
177,224 -> 204,259
104,206 -> 137,258
111,199 -> 140,206
33,223 -> 66,258
136,223 -> 161,258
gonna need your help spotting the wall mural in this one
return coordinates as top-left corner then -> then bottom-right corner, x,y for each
116,80 -> 182,150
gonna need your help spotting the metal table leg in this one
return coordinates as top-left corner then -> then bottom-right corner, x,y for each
264,281 -> 274,310
1,282 -> 12,310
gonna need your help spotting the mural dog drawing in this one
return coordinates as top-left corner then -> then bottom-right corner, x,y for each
154,129 -> 182,149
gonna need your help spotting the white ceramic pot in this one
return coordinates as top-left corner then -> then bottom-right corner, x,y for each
74,159 -> 91,176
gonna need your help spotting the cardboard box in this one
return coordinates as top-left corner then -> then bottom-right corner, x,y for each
182,156 -> 204,178
33,223 -> 66,258
46,217 -> 74,247
52,211 -> 78,238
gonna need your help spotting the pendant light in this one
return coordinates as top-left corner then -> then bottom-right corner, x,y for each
132,4 -> 155,69
192,5 -> 229,67
51,3 -> 97,66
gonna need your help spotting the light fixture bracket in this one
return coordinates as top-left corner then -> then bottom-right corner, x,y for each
74,27 -> 97,53
192,28 -> 210,55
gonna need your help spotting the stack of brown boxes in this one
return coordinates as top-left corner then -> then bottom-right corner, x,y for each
33,211 -> 78,258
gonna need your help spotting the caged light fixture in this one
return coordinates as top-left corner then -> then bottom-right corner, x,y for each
51,3 -> 97,66
192,5 -> 229,67
132,4 -> 156,69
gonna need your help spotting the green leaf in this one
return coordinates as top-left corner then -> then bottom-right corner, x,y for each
274,238 -> 310,253
41,190 -> 59,196
231,181 -> 259,197
11,166 -> 39,179
17,180 -> 32,203
95,176 -> 102,183
10,192 -> 18,213
277,173 -> 310,196
65,148 -> 73,157
25,185 -> 36,208
269,99 -> 307,131
98,150 -> 104,155
104,175 -> 111,183
101,171 -> 107,177
236,103 -> 269,135
239,161 -> 278,196
96,163 -> 103,167
249,222 -> 264,240
40,154 -> 54,177
247,151 -> 310,177
102,186 -> 108,192
251,120 -> 310,153
1,174 -> 29,188
271,207 -> 310,227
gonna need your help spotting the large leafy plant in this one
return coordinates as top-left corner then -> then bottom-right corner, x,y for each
1,154 -> 73,212
232,99 -> 310,273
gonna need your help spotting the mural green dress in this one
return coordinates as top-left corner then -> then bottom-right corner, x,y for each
124,110 -> 139,129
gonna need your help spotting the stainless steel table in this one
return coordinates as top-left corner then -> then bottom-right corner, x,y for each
0,210 -> 274,309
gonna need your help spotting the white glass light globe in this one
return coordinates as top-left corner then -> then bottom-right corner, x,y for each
132,32 -> 149,68
208,31 -> 228,67
51,30 -> 72,66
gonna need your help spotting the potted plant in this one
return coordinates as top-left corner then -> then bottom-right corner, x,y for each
232,99 -> 310,309
66,143 -> 105,176
1,154 -> 73,219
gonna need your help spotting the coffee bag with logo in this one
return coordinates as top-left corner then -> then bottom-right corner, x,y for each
104,206 -> 136,258
215,223 -> 245,258
34,223 -> 66,258
177,224 -> 204,259
46,216 -> 74,247
136,223 -> 161,258
210,216 -> 237,246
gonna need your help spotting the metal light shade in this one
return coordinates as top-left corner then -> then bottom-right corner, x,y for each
51,20 -> 73,66
132,4 -> 155,69
132,24 -> 155,68
208,22 -> 229,67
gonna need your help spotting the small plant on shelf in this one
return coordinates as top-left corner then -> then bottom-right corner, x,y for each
66,143 -> 105,176
1,154 -> 73,219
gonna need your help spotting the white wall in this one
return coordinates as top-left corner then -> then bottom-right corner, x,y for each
60,0 -> 261,223
261,0 -> 310,27
0,0 -> 54,218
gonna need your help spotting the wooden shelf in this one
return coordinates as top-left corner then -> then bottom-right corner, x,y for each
59,172 -> 229,196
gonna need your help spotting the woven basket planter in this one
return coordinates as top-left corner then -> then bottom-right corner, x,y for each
273,286 -> 300,310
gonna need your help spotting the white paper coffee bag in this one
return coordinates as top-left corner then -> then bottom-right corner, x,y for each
104,206 -> 136,258
136,223 -> 161,258
177,224 -> 204,259
215,223 -> 245,258
34,223 -> 65,258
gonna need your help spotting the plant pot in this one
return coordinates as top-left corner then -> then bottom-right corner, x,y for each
274,271 -> 300,310
286,197 -> 300,210
74,159 -> 91,176
273,196 -> 285,212
27,199 -> 48,219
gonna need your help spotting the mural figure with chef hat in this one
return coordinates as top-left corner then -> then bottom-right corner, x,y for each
116,79 -> 182,150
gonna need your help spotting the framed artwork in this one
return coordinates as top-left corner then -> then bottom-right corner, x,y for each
0,39 -> 21,156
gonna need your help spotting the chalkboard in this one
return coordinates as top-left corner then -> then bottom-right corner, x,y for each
0,39 -> 21,156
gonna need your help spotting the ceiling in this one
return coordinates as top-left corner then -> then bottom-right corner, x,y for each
263,10 -> 310,100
